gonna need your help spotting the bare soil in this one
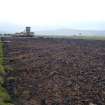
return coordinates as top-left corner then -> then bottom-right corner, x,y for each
3,37 -> 105,105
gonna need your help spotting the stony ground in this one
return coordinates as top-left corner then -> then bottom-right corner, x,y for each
3,37 -> 105,105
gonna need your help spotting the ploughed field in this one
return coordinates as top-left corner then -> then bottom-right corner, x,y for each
3,37 -> 105,105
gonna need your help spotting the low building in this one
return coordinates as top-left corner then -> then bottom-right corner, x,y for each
14,27 -> 34,37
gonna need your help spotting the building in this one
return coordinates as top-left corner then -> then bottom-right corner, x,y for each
14,27 -> 34,37
26,27 -> 30,35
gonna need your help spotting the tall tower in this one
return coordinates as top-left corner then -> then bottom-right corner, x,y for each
26,27 -> 31,36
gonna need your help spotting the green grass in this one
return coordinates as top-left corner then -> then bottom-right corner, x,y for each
70,35 -> 105,40
0,39 -> 13,105
47,35 -> 105,40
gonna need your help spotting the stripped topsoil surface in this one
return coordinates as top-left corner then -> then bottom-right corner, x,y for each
2,37 -> 105,105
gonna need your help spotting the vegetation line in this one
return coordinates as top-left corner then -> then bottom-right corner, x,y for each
0,38 -> 13,105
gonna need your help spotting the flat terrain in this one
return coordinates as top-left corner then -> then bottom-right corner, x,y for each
3,37 -> 105,105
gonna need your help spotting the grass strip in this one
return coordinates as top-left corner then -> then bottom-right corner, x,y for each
0,38 -> 13,105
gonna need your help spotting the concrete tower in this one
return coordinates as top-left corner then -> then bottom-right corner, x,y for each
26,27 -> 31,36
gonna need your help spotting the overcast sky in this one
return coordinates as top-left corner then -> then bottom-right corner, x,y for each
0,0 -> 105,30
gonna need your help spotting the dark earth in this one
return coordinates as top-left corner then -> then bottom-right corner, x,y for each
2,37 -> 105,105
